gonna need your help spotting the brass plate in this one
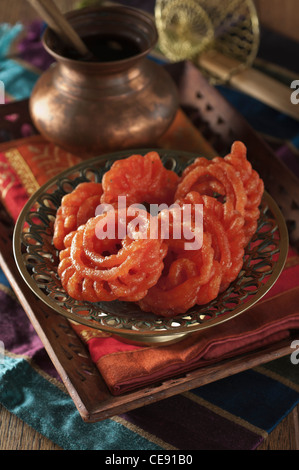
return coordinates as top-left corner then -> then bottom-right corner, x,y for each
13,149 -> 289,345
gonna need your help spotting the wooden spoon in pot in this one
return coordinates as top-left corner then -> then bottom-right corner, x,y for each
27,0 -> 95,60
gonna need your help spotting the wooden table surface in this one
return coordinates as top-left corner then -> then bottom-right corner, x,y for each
0,0 -> 298,452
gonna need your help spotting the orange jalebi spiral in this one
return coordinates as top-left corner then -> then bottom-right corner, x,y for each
176,141 -> 263,244
138,187 -> 247,316
53,182 -> 103,250
53,143 -> 263,318
57,208 -> 168,302
138,199 -> 223,316
178,192 -> 246,291
101,151 -> 179,206
223,141 -> 264,243
175,157 -> 247,216
138,231 -> 220,316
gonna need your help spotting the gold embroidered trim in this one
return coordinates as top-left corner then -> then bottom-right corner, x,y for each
5,148 -> 40,196
0,161 -> 16,198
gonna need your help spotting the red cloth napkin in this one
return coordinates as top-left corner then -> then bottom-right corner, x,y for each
2,109 -> 299,396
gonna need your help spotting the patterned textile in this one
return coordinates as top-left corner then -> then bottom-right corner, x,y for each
0,6 -> 299,451
0,135 -> 81,220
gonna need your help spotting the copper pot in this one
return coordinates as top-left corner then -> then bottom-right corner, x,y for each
29,5 -> 178,157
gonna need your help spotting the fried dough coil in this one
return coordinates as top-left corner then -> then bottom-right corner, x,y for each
57,208 -> 168,302
53,182 -> 103,250
101,151 -> 179,206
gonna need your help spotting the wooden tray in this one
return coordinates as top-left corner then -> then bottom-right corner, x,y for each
1,61 -> 299,422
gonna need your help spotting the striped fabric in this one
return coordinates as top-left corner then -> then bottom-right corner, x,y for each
1,291 -> 298,451
1,291 -> 298,450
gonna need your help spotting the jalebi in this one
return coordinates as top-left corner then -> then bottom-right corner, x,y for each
57,208 -> 168,302
101,151 -> 179,206
53,143 -> 264,318
53,182 -> 103,250
138,189 -> 245,316
138,228 -> 221,316
175,159 -> 247,216
178,191 -> 246,291
175,141 -> 263,245
223,141 -> 264,243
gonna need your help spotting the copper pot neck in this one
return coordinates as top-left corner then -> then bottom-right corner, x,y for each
43,5 -> 158,74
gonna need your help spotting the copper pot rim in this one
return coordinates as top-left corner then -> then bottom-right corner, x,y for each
42,4 -> 158,71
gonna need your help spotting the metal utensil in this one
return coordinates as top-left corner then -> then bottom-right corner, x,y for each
155,0 -> 299,121
27,0 -> 94,60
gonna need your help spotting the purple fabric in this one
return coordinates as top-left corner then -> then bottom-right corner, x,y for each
0,289 -> 60,380
17,21 -> 54,71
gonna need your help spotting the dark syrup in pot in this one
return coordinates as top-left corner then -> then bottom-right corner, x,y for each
66,34 -> 142,61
